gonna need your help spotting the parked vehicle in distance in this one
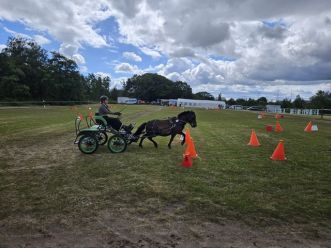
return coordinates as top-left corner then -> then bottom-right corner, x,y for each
247,106 -> 266,111
229,105 -> 243,110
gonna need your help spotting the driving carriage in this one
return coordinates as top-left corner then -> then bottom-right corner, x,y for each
74,110 -> 197,154
74,113 -> 136,154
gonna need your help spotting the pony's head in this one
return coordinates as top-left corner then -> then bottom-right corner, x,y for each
178,111 -> 197,127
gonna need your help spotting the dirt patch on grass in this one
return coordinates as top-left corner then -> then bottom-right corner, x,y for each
0,132 -> 77,171
0,209 -> 330,248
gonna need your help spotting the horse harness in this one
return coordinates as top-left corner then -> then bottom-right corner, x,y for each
147,117 -> 187,136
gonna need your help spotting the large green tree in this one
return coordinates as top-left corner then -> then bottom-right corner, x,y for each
109,87 -> 124,101
310,90 -> 331,109
280,98 -> 292,108
257,97 -> 267,106
173,81 -> 193,99
45,52 -> 85,101
193,91 -> 215,100
85,74 -> 111,101
1,37 -> 48,100
123,73 -> 194,101
0,52 -> 24,100
0,36 -> 112,102
293,95 -> 306,109
226,98 -> 236,105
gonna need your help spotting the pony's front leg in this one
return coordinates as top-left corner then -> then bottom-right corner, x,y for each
180,131 -> 186,146
168,134 -> 176,149
148,137 -> 158,148
139,136 -> 146,148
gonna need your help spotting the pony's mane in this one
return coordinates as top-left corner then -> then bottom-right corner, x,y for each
177,111 -> 194,118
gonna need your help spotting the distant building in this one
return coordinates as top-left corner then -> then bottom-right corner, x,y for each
117,97 -> 137,104
169,99 -> 178,106
177,98 -> 226,109
160,99 -> 178,106
266,104 -> 281,113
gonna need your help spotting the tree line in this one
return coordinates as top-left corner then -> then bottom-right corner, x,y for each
118,73 -> 215,101
226,92 -> 331,109
1,37 -> 330,109
0,37 -> 215,103
0,37 -> 111,102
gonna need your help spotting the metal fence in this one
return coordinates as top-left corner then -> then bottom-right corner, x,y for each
0,101 -> 99,107
280,108 -> 320,115
263,108 -> 326,116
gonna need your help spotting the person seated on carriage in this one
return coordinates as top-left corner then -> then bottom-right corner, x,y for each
97,95 -> 134,133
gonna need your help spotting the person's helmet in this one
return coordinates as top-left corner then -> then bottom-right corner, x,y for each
100,95 -> 108,103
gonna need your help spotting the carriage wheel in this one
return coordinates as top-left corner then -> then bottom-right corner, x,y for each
96,132 -> 108,145
78,135 -> 99,154
107,135 -> 127,153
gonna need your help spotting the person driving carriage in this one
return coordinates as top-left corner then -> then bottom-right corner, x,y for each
98,95 -> 134,133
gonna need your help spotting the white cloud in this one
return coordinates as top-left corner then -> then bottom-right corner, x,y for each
107,0 -> 331,97
139,46 -> 162,59
3,26 -> 31,39
0,44 -> 6,51
59,43 -> 79,57
115,62 -> 141,74
158,58 -> 194,75
0,0 -> 109,68
95,72 -> 119,88
0,1 -> 109,47
95,71 -> 111,79
72,53 -> 86,64
111,76 -> 127,89
123,51 -> 142,62
166,72 -> 186,82
170,48 -> 196,58
33,34 -> 50,45
4,26 -> 51,46
59,43 -> 85,64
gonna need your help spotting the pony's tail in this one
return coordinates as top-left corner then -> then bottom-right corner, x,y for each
134,122 -> 147,136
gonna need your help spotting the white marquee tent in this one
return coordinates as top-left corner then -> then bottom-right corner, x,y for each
177,98 -> 226,109
117,97 -> 137,104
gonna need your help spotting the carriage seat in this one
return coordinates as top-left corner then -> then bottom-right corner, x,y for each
93,114 -> 108,127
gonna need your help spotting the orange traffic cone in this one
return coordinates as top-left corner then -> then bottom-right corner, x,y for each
304,121 -> 312,132
185,128 -> 191,141
247,129 -> 261,146
182,155 -> 192,168
185,135 -> 198,159
275,120 -> 283,132
270,140 -> 287,160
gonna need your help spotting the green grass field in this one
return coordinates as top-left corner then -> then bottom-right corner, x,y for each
0,105 -> 330,243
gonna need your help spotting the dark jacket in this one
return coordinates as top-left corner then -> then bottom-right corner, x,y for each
98,103 -> 111,115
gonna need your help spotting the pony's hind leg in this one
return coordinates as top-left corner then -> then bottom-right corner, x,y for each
148,137 -> 158,148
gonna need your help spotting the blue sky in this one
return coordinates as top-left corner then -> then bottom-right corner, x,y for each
84,17 -> 166,75
1,0 -> 331,100
0,20 -> 59,51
